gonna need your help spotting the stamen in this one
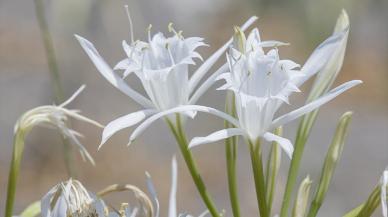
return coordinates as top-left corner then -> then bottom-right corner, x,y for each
147,24 -> 153,42
168,22 -> 183,38
124,5 -> 135,44
165,43 -> 176,65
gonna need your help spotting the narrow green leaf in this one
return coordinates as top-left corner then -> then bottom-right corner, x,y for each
20,201 -> 41,217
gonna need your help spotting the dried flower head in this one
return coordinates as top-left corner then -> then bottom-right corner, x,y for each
14,85 -> 103,165
41,179 -> 106,217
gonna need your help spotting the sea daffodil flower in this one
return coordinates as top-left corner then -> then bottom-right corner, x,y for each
75,7 -> 258,148
188,26 -> 362,158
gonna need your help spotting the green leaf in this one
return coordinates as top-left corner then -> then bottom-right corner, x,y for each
20,201 -> 41,217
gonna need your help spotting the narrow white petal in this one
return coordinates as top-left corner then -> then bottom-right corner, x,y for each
129,208 -> 139,217
189,128 -> 245,149
256,40 -> 289,47
75,35 -> 154,108
198,211 -> 210,217
145,172 -> 160,217
296,28 -> 349,87
100,109 -> 157,149
188,16 -> 258,94
113,59 -> 130,70
271,80 -> 362,129
59,85 -> 86,107
188,63 -> 228,104
129,105 -> 239,144
262,132 -> 293,159
381,169 -> 388,217
62,109 -> 103,128
168,156 -> 178,217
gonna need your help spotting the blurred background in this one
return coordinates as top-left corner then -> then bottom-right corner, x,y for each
0,0 -> 387,216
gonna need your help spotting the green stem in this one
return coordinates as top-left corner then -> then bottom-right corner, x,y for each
248,140 -> 269,217
5,131 -> 25,217
166,115 -> 220,217
33,0 -> 75,177
280,111 -> 318,217
225,138 -> 240,217
266,127 -> 282,216
225,92 -> 241,217
307,200 -> 320,217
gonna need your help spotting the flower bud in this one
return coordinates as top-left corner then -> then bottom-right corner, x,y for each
308,112 -> 352,216
292,176 -> 312,217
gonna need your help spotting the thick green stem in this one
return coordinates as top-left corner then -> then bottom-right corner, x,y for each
280,111 -> 318,217
5,131 -> 25,217
166,115 -> 220,217
33,0 -> 75,177
249,140 -> 269,217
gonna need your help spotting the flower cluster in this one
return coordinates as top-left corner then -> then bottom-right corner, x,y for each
8,5 -> 388,217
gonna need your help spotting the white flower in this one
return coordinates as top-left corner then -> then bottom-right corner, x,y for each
75,6 -> 258,148
188,26 -> 362,158
41,179 -> 106,217
381,169 -> 388,217
15,85 -> 103,164
145,157 -> 208,217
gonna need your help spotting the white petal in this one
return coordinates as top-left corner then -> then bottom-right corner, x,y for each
100,109 -> 158,149
59,85 -> 86,107
198,211 -> 210,217
75,35 -> 154,108
296,28 -> 349,87
381,169 -> 388,217
51,195 -> 68,217
256,40 -> 289,47
189,128 -> 245,149
129,105 -> 239,144
271,80 -> 362,129
114,59 -> 130,70
188,63 -> 228,104
61,109 -> 103,128
168,156 -> 178,217
145,172 -> 160,217
41,187 -> 57,217
188,16 -> 258,94
129,208 -> 139,217
262,132 -> 293,159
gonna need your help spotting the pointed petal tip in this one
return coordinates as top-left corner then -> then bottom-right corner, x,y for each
74,34 -> 86,42
97,141 -> 105,151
